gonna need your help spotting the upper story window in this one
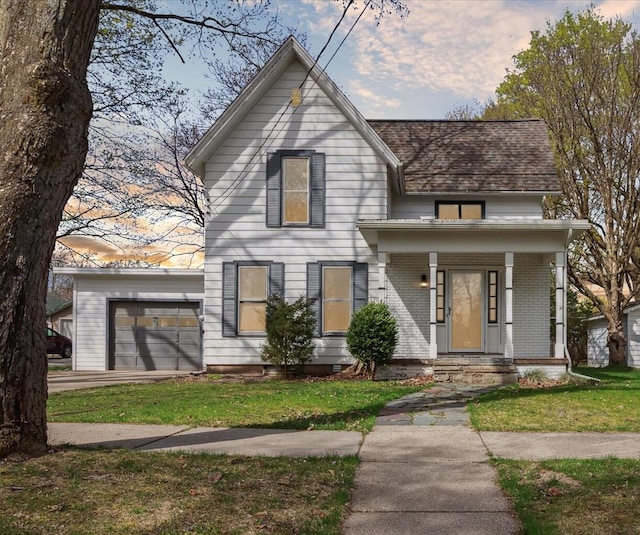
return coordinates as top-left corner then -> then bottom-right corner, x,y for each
266,150 -> 325,228
282,157 -> 310,224
436,201 -> 485,220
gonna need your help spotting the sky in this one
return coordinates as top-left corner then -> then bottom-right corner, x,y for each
165,0 -> 640,120
61,0 -> 640,268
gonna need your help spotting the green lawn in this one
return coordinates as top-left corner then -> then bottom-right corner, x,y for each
468,366 -> 640,432
494,457 -> 640,535
0,449 -> 357,535
472,366 -> 640,534
48,376 -> 424,433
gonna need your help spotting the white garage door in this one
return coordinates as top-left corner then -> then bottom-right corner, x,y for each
110,301 -> 201,371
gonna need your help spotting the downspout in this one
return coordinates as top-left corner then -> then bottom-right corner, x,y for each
563,228 -> 601,382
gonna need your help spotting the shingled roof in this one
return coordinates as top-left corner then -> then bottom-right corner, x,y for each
367,119 -> 560,193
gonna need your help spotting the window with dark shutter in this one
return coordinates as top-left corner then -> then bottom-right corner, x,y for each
266,150 -> 325,228
306,261 -> 368,336
221,261 -> 285,337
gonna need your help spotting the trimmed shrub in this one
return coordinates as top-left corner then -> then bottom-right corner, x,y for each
260,295 -> 316,377
346,302 -> 398,376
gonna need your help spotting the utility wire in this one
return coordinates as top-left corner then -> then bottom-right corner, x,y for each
208,0 -> 367,213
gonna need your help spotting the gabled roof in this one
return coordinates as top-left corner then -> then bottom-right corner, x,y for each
185,36 -> 400,181
368,120 -> 561,194
46,295 -> 72,316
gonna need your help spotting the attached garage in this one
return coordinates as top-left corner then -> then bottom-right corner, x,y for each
110,301 -> 201,371
53,268 -> 204,371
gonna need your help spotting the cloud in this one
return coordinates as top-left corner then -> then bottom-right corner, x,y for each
596,0 -> 640,18
346,0 -> 560,101
310,0 -> 640,112
348,79 -> 401,110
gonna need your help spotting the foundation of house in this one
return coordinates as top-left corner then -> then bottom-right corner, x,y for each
433,356 -> 517,385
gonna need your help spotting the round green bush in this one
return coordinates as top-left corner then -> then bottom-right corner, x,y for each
346,302 -> 398,371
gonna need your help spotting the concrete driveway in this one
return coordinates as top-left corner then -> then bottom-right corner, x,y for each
47,370 -> 198,393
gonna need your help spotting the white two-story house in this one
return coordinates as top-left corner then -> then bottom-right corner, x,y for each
59,37 -> 589,380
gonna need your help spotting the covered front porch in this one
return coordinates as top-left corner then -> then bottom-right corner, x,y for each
358,219 -> 590,379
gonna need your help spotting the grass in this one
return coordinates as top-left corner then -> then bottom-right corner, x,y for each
493,457 -> 640,535
48,376 -> 424,433
0,448 -> 358,535
468,366 -> 640,432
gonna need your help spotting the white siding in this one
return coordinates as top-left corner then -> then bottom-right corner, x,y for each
512,254 -> 551,358
390,194 -> 544,220
73,275 -> 204,371
203,60 -> 387,366
587,318 -> 609,367
628,308 -> 640,368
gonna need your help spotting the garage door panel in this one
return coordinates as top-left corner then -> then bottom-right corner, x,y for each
115,356 -> 138,369
110,301 -> 201,371
178,330 -> 200,344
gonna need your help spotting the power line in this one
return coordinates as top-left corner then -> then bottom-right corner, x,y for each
208,0 -> 368,213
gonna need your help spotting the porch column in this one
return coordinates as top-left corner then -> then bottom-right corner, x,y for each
429,252 -> 438,359
504,252 -> 514,359
377,252 -> 387,303
555,251 -> 566,359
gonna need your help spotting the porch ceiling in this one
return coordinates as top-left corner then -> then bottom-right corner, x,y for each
357,218 -> 591,254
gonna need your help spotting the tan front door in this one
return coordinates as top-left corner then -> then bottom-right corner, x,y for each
449,271 -> 483,352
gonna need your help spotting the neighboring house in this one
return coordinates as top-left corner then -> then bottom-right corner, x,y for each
587,303 -> 640,368
46,295 -> 73,340
56,37 -> 590,378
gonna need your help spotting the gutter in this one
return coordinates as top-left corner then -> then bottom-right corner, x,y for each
565,347 -> 601,383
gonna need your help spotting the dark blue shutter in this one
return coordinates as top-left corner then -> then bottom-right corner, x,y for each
353,262 -> 368,312
266,153 -> 281,227
269,262 -> 285,298
310,152 -> 325,228
307,262 -> 321,336
222,262 -> 238,337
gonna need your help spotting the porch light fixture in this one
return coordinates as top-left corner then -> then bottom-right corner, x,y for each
420,274 -> 428,288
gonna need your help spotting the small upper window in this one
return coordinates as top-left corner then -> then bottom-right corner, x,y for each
282,157 -> 310,224
436,201 -> 484,220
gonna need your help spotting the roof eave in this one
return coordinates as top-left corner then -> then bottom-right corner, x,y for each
404,189 -> 562,196
185,37 -> 401,179
52,267 -> 204,277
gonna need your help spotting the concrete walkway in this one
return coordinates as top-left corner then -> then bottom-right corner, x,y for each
343,384 -> 520,534
47,370 -> 197,393
47,374 -> 640,533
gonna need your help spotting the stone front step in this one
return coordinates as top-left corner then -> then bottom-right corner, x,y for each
376,357 -> 517,385
434,357 -> 517,385
375,359 -> 431,381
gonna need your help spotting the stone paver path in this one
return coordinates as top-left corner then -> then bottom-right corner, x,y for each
343,383 -> 520,535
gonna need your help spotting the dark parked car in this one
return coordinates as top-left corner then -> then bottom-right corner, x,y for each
47,327 -> 72,358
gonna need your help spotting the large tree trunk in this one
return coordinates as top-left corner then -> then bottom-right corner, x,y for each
607,324 -> 627,366
0,1 -> 100,457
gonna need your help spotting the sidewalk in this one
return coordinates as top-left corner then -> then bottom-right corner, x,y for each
47,422 -> 362,457
47,380 -> 640,534
344,384 -> 519,535
343,383 -> 640,535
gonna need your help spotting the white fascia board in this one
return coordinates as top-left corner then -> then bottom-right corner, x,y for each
184,37 -> 400,179
404,190 -> 562,196
53,267 -> 204,277
356,219 -> 591,232
357,219 -> 591,250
